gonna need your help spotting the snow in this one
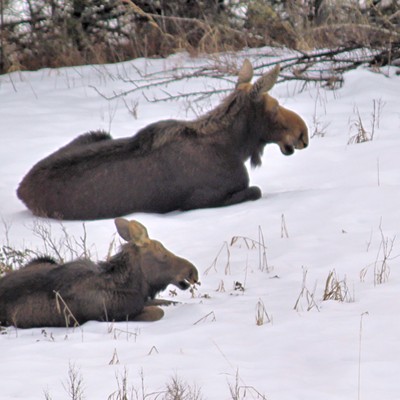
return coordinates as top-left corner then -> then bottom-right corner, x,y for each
0,50 -> 400,399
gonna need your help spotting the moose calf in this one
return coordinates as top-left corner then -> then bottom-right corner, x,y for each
0,218 -> 199,328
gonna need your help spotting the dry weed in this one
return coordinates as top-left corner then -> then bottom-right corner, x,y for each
228,370 -> 268,400
63,363 -> 85,400
31,219 -> 93,263
230,226 -> 270,272
348,106 -> 372,144
164,375 -> 203,400
204,242 -> 231,276
360,222 -> 398,285
54,291 -> 81,330
255,299 -> 272,326
323,269 -> 354,303
293,267 -> 320,312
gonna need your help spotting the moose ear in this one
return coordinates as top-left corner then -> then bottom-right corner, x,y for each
128,220 -> 150,246
250,64 -> 281,98
236,59 -> 253,87
115,218 -> 150,245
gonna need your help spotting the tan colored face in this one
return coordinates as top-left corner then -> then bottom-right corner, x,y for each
115,218 -> 199,290
140,239 -> 199,289
236,60 -> 309,156
262,93 -> 309,155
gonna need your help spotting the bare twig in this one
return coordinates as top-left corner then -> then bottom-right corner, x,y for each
204,242 -> 231,276
89,45 -> 398,108
54,291 -> 80,329
193,311 -> 216,325
281,214 -> 289,239
294,267 -> 320,312
358,312 -> 369,400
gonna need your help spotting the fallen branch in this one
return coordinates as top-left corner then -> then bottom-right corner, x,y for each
91,44 -> 399,103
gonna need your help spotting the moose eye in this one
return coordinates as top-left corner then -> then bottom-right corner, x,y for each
154,242 -> 168,262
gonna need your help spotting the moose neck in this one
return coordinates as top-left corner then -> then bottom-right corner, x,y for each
140,263 -> 173,299
101,248 -> 142,286
190,91 -> 263,164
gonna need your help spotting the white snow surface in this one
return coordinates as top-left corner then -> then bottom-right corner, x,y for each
0,50 -> 399,399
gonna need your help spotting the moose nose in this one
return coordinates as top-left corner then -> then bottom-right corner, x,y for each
301,131 -> 309,148
295,130 -> 309,149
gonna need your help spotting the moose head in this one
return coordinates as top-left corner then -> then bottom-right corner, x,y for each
115,218 -> 199,293
236,59 -> 309,160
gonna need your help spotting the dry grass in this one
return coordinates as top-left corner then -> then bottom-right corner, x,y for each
0,219 -> 36,274
0,245 -> 35,275
31,219 -> 93,263
1,1 -> 399,74
204,227 -> 272,303
348,106 -> 373,145
164,375 -> 203,400
193,311 -> 217,326
54,291 -> 81,329
228,370 -> 268,400
360,222 -> 398,285
310,88 -> 330,138
280,214 -> 289,239
0,219 -> 98,276
47,367 -> 207,400
43,363 -> 270,400
323,270 -> 354,303
293,267 -> 320,312
255,299 -> 272,326
348,99 -> 386,145
204,241 -> 231,276
231,226 -> 270,272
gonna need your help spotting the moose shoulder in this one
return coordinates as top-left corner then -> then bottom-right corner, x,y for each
0,219 -> 199,328
17,60 -> 308,220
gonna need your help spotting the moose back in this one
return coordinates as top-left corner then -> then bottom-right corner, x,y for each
17,60 -> 308,220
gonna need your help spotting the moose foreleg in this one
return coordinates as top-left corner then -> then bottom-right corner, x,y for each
221,186 -> 262,207
145,299 -> 179,307
182,186 -> 262,210
131,306 -> 164,322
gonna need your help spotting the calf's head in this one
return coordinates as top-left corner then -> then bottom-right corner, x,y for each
115,218 -> 199,292
237,59 -> 309,158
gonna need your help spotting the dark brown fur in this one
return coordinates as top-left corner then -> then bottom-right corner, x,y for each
0,219 -> 199,328
17,61 -> 309,220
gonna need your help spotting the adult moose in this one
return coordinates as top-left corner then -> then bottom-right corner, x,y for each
17,60 -> 308,220
0,218 -> 199,328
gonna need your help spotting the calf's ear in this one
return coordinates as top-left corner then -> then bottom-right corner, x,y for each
114,218 -> 150,245
128,220 -> 150,246
236,59 -> 253,86
250,64 -> 280,99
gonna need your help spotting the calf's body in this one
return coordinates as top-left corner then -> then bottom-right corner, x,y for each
0,219 -> 199,328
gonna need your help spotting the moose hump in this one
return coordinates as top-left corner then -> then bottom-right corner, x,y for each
17,60 -> 308,220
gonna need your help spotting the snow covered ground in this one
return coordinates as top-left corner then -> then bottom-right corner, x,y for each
0,50 -> 399,399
